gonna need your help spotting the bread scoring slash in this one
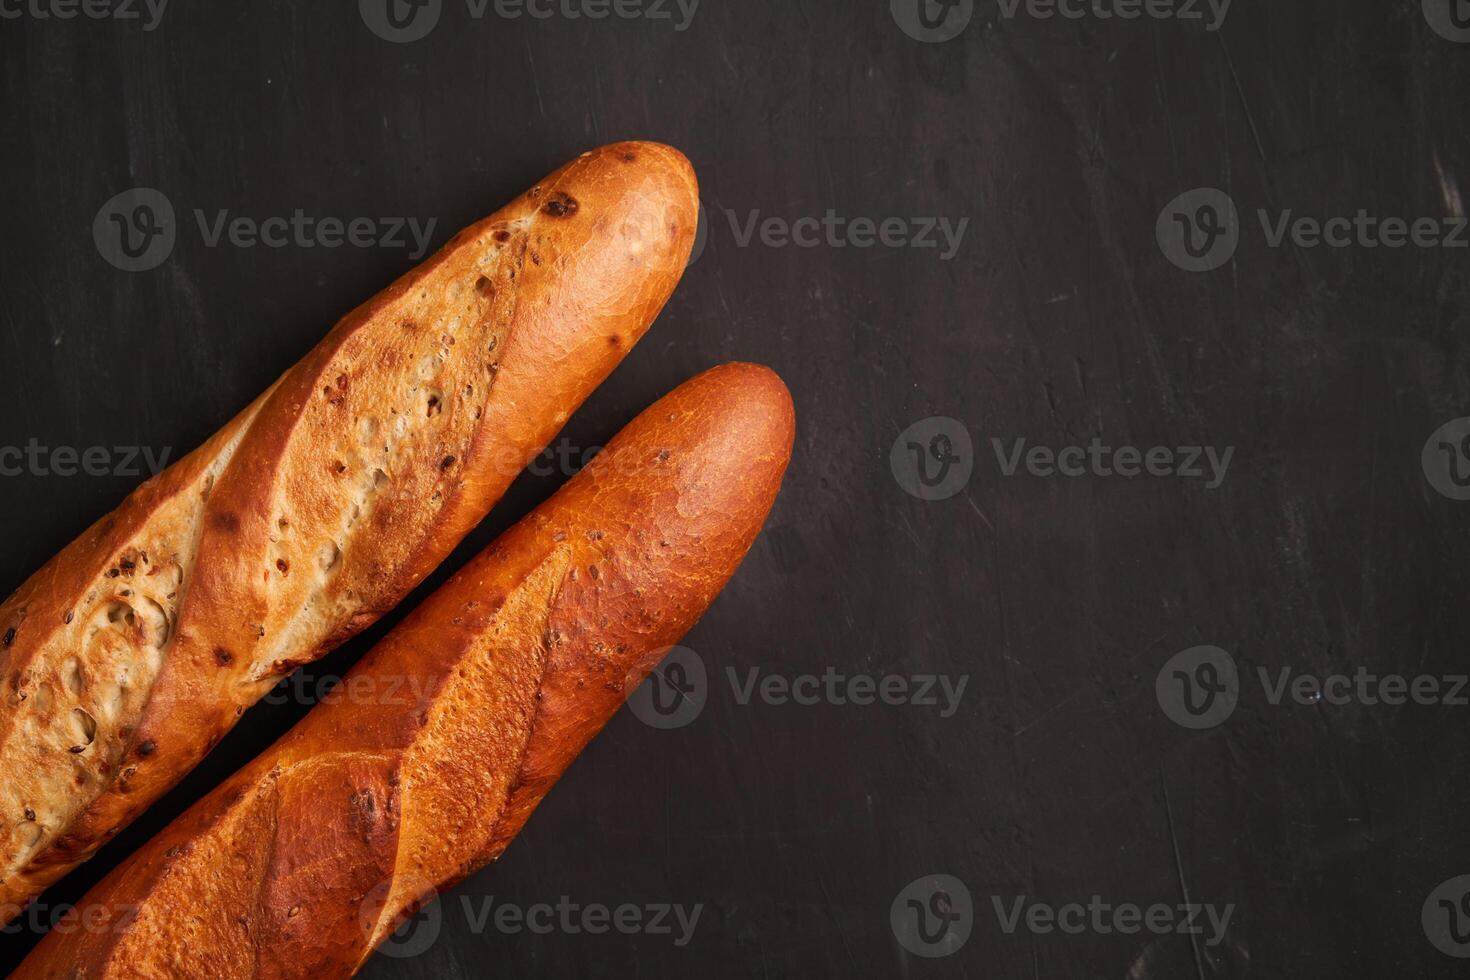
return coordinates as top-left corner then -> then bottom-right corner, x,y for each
0,142 -> 700,920
13,363 -> 795,979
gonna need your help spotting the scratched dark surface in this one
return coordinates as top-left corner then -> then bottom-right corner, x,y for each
3,1 -> 1470,977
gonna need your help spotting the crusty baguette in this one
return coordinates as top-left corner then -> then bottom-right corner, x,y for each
11,362 -> 795,979
0,141 -> 699,920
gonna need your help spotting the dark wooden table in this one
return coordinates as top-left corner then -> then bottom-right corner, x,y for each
3,1 -> 1469,976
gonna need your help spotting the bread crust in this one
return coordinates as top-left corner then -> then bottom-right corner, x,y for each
12,362 -> 795,980
0,142 -> 699,919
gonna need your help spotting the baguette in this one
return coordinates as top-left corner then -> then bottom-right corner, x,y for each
12,362 -> 795,979
0,141 -> 699,920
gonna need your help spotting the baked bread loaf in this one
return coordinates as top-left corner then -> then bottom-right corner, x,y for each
12,362 -> 795,979
0,141 -> 699,921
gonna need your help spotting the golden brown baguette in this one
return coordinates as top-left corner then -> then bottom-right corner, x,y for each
0,141 -> 699,920
11,362 -> 795,979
